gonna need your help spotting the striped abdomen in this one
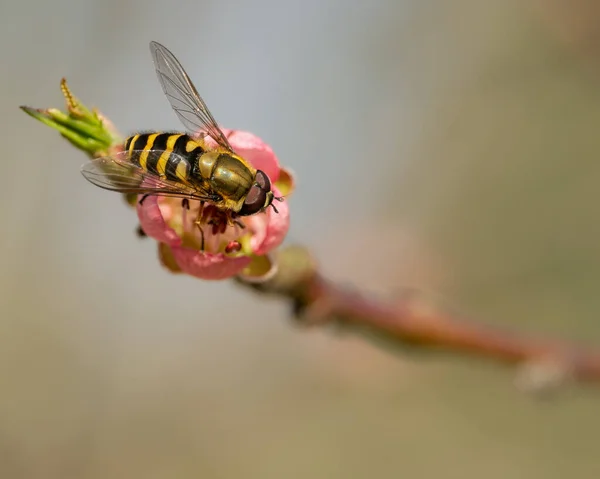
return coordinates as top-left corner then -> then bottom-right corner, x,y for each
124,132 -> 205,183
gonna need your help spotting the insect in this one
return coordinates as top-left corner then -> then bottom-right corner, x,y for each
81,41 -> 282,245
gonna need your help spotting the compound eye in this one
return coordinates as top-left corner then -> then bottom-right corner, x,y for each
239,184 -> 266,216
255,170 -> 271,190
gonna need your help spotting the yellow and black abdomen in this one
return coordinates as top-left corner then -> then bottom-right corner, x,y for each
124,132 -> 206,183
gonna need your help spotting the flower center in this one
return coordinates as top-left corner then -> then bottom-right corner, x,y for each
159,197 -> 258,255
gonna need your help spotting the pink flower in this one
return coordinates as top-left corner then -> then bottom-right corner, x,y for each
136,129 -> 293,281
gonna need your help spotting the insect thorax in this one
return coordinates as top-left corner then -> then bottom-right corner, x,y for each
198,151 -> 255,202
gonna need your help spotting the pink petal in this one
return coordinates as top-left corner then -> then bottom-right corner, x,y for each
250,186 -> 290,256
136,196 -> 182,247
169,246 -> 252,280
206,128 -> 281,183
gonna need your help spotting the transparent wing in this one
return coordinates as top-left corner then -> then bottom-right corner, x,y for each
81,150 -> 219,202
149,41 -> 234,152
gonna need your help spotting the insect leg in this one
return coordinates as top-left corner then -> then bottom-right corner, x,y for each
193,201 -> 206,251
138,194 -> 150,205
136,225 -> 147,238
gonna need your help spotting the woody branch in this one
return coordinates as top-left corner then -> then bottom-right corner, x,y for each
238,246 -> 600,389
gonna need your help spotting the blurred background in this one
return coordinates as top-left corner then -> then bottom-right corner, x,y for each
2,0 -> 600,477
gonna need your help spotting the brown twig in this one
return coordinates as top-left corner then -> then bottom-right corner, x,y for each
238,246 -> 600,389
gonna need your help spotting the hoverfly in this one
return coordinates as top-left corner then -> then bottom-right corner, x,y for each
82,41 -> 281,244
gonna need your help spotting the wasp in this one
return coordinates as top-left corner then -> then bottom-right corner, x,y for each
82,41 -> 282,246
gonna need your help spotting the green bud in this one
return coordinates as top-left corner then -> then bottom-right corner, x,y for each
20,78 -> 122,158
